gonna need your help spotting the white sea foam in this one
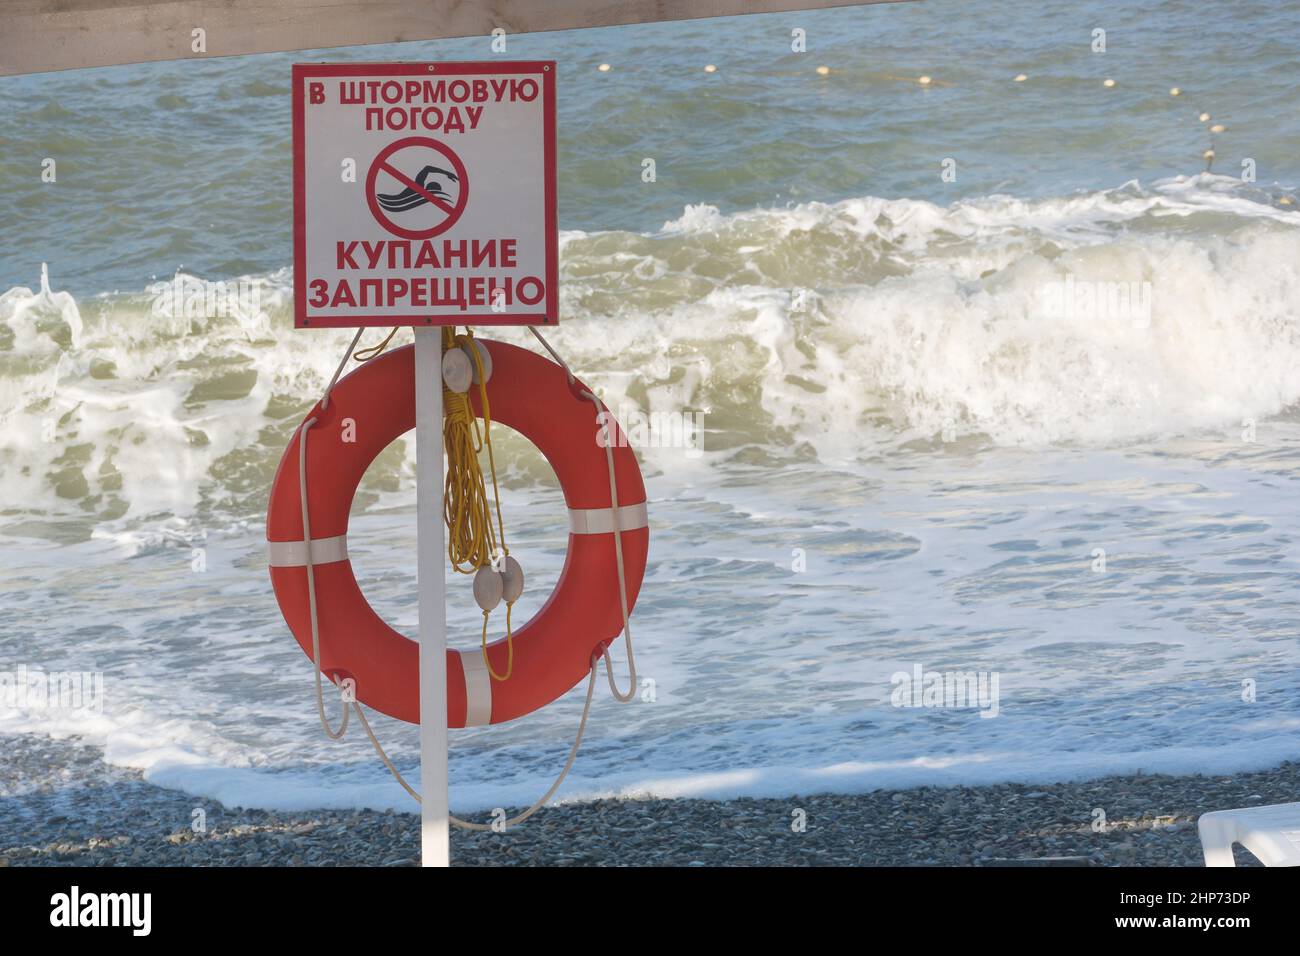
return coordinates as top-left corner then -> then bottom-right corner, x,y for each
2,177 -> 1297,530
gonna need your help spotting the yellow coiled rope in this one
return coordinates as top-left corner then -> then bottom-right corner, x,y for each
339,325 -> 516,680
441,326 -> 514,680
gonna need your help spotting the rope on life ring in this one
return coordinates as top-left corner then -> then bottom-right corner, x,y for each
528,325 -> 638,701
440,326 -> 517,682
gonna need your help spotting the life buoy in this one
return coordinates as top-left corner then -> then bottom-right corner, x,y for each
266,340 -> 648,727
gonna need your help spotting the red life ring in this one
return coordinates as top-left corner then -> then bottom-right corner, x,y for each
266,340 -> 648,727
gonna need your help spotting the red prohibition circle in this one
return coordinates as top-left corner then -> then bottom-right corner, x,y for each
365,136 -> 469,240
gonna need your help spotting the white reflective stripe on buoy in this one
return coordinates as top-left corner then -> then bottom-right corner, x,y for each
267,534 -> 349,567
568,502 -> 648,535
458,650 -> 493,727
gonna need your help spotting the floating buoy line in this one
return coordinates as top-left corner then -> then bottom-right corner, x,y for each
591,58 -> 1292,196
267,326 -> 648,829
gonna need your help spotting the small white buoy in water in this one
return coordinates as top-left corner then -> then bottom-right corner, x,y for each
1013,74 -> 1027,82
815,65 -> 830,76
918,75 -> 932,85
1199,112 -> 1211,122
441,348 -> 472,394
704,64 -> 717,73
1103,78 -> 1116,88
597,63 -> 611,72
473,565 -> 504,611
1203,149 -> 1216,161
1169,86 -> 1181,96
1210,124 -> 1226,133
501,556 -> 524,603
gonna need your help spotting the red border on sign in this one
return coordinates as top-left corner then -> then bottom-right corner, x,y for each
292,61 -> 559,329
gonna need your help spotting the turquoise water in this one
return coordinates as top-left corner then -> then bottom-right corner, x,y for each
2,0 -> 1299,812
4,0 -> 1297,295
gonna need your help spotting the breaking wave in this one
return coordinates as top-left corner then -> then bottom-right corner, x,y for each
2,174 -> 1298,536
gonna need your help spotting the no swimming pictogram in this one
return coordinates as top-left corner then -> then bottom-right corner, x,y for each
365,136 -> 469,240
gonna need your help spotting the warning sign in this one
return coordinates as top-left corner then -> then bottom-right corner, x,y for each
292,62 -> 557,328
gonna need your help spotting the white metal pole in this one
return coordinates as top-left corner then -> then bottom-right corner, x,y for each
414,328 -> 450,867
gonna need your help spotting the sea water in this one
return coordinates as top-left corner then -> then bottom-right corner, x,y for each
2,0 -> 1299,812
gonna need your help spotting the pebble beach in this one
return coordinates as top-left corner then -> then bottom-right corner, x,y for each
1,734 -> 1283,866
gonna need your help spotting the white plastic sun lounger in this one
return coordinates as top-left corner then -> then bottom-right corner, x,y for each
1198,803 -> 1300,866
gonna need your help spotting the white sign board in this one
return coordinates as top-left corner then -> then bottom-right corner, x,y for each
293,62 -> 558,328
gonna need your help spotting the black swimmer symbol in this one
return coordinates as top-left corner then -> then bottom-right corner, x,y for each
376,165 -> 460,213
